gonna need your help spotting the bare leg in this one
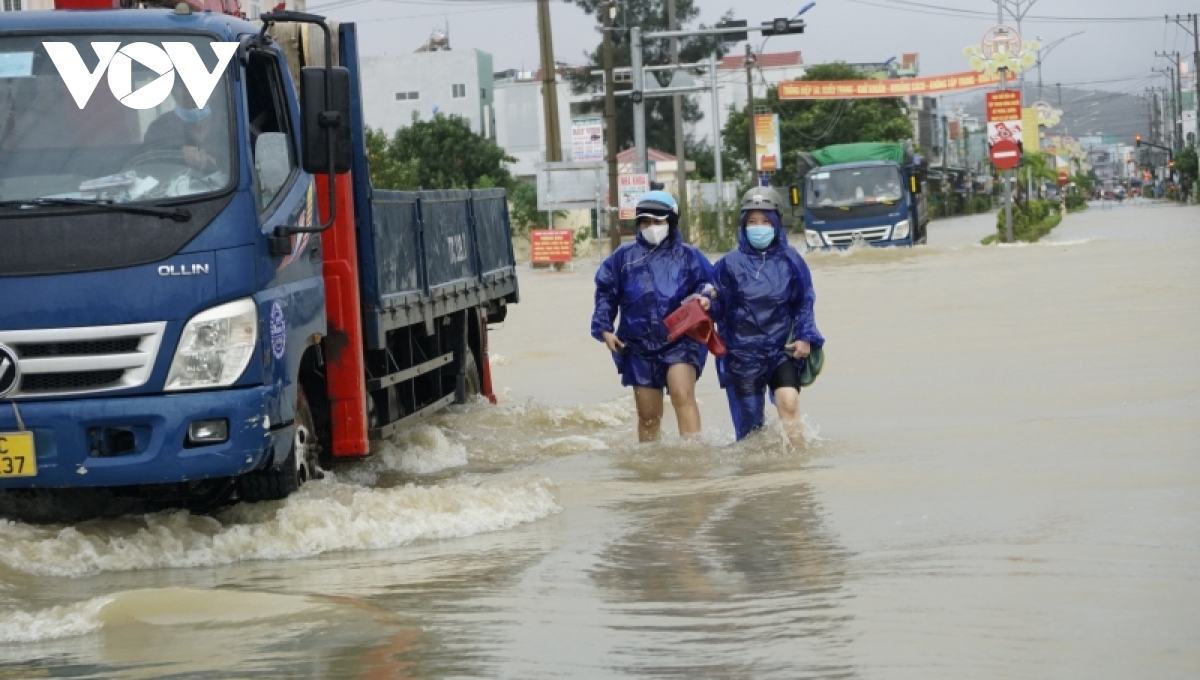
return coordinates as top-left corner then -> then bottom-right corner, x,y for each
666,363 -> 701,439
773,386 -> 803,444
633,387 -> 665,442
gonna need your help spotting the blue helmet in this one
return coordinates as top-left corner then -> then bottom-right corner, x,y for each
635,190 -> 680,229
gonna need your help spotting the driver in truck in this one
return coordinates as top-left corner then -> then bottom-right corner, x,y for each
141,77 -> 226,174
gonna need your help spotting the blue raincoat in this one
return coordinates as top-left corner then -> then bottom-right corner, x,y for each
592,227 -> 715,389
712,212 -> 824,439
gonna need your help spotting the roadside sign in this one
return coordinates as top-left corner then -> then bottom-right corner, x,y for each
1057,169 -> 1069,186
618,173 -> 650,220
986,90 -> 1023,146
991,138 -> 1020,170
570,117 -> 604,162
530,229 -> 573,264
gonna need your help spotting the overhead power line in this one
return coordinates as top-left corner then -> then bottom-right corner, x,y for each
844,0 -> 1162,23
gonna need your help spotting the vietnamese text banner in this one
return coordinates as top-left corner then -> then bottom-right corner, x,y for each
779,71 -> 1000,100
531,229 -> 574,264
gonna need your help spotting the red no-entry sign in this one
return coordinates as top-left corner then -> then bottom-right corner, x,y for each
990,138 -> 1020,170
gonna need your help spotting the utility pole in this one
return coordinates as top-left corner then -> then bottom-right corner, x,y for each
1156,53 -> 1184,149
536,0 -> 563,163
602,1 -> 620,253
1169,14 -> 1200,143
667,0 -> 690,241
745,44 -> 757,185
631,27 -> 647,174
996,0 -> 1014,243
940,109 -> 949,215
709,52 -> 727,238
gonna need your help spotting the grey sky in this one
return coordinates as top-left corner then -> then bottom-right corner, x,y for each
318,0 -> 1194,107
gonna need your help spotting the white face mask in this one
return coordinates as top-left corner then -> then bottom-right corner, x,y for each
641,225 -> 669,245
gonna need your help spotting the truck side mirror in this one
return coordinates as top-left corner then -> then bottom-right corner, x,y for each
300,66 -> 352,175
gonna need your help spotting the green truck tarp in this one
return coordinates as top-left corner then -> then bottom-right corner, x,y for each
812,143 -> 905,166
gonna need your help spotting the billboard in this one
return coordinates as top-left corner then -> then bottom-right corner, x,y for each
985,90 -> 1023,147
571,117 -> 604,162
530,229 -> 574,264
754,114 -> 782,172
617,173 -> 650,220
779,70 -> 1001,100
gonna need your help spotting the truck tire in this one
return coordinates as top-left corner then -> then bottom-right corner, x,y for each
237,387 -> 318,503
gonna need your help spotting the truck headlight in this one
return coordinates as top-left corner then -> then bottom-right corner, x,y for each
804,230 -> 824,248
165,298 -> 258,391
892,220 -> 910,240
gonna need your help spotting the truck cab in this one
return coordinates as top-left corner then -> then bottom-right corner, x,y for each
796,144 -> 929,249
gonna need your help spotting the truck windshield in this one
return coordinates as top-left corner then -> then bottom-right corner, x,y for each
807,166 -> 905,208
0,34 -> 233,206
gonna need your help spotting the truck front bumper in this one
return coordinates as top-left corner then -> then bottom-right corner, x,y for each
0,386 -> 281,489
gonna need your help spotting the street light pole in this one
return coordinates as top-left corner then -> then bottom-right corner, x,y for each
746,44 -> 757,186
1035,31 -> 1084,103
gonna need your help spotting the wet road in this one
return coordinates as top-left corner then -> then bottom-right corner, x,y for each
2,200 -> 1198,678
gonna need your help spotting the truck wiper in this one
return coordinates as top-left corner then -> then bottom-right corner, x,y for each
0,197 -> 191,222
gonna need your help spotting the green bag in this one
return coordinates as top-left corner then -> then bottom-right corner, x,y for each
798,346 -> 824,387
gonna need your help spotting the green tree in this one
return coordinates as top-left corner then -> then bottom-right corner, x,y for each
507,182 -> 566,235
564,0 -> 731,155
1174,145 -> 1197,201
1018,151 -> 1057,202
722,63 -> 914,186
367,114 -> 515,190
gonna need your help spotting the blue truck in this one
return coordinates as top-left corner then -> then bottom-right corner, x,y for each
795,142 -> 929,248
0,4 -> 518,505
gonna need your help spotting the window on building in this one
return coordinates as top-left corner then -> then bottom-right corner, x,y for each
395,91 -> 420,101
1,0 -> 23,11
452,84 -> 466,99
481,88 -> 487,100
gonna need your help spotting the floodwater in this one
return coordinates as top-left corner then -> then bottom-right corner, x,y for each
2,200 -> 1198,678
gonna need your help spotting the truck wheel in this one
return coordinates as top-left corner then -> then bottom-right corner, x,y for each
237,387 -> 318,502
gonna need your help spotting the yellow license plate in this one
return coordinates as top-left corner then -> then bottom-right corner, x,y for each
0,432 -> 36,478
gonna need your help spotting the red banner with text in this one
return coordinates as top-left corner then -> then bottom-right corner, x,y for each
531,229 -> 574,264
779,71 -> 1001,100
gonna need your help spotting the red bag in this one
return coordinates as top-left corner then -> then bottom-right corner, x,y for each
664,297 -> 727,356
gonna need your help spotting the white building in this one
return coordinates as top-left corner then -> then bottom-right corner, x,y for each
692,51 -> 805,146
359,45 -> 496,140
492,69 -> 578,179
2,0 -> 53,10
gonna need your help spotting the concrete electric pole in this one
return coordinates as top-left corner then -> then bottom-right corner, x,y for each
667,0 -> 690,241
602,1 -> 620,253
537,0 -> 563,162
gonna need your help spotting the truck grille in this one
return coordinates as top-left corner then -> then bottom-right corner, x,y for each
822,225 -> 892,246
22,370 -> 126,393
0,322 -> 166,399
17,338 -> 142,358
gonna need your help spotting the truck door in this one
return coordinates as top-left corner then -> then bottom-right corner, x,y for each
244,47 -> 326,412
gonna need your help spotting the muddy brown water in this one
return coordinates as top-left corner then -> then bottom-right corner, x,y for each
2,200 -> 1197,678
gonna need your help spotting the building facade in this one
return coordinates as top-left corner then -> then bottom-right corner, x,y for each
359,48 -> 496,140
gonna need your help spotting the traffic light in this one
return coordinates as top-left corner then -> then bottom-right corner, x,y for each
761,17 -> 806,36
1135,134 -> 1141,146
717,19 -> 748,43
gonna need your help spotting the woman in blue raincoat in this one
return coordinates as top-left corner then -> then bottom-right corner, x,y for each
591,191 -> 716,442
713,188 -> 824,442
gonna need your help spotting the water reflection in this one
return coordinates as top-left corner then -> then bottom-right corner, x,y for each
591,442 -> 855,678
